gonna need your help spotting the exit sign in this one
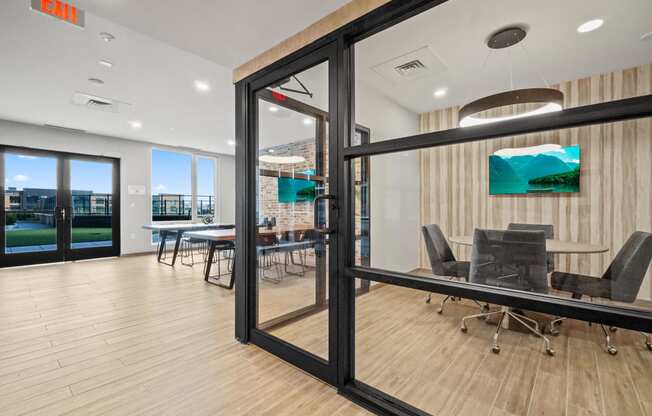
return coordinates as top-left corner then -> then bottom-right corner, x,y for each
31,0 -> 85,28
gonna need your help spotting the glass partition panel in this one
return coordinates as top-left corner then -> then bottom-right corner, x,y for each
70,160 -> 113,249
354,117 -> 652,317
354,0 -> 652,143
256,61 -> 330,359
4,153 -> 58,254
354,278 -> 650,416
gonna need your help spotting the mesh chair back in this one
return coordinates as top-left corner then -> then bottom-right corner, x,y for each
508,223 -> 554,272
602,231 -> 652,302
470,229 -> 548,293
422,224 -> 456,276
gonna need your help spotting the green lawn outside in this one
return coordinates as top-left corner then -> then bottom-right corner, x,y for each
6,228 -> 112,247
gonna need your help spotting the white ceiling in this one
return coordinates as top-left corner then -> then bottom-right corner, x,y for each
74,0 -> 351,69
0,0 -> 348,155
356,0 -> 652,114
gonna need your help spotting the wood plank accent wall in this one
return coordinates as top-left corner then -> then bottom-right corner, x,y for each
418,64 -> 652,300
233,0 -> 390,82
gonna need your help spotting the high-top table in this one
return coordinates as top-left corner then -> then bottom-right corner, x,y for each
142,223 -> 234,266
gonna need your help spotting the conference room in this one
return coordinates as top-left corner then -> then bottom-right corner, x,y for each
233,1 -> 652,415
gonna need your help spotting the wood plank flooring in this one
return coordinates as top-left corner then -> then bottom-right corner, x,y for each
272,282 -> 652,416
0,256 -> 367,416
3,255 -> 651,416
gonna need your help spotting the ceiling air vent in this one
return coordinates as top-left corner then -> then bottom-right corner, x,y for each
71,92 -> 130,113
394,60 -> 427,77
371,46 -> 447,84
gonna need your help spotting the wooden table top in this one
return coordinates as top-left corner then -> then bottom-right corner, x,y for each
185,226 -> 316,242
142,223 -> 233,232
449,235 -> 609,254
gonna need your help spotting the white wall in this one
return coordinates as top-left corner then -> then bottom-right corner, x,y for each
356,81 -> 420,273
0,119 -> 235,255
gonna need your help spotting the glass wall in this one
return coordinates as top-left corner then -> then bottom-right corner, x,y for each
354,0 -> 652,143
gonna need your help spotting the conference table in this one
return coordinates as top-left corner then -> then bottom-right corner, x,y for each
142,223 -> 234,267
449,235 -> 609,254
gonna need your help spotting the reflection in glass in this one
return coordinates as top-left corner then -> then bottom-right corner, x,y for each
4,153 -> 58,254
255,61 -> 330,359
70,160 -> 113,249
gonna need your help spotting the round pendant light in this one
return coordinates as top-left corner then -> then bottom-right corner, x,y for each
459,26 -> 564,128
459,88 -> 563,127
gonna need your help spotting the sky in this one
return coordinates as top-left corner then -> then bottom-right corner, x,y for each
493,144 -> 581,164
5,150 -> 215,197
151,150 -> 215,196
4,153 -> 113,193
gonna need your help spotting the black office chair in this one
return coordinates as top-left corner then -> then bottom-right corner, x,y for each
421,224 -> 488,314
508,223 -> 554,273
550,231 -> 652,355
461,229 -> 554,356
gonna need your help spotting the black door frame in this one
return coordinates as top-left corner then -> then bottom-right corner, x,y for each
237,41 -> 342,385
235,1 -> 652,415
0,145 -> 121,267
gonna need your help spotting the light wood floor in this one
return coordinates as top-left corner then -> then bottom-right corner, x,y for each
0,255 -> 368,416
272,283 -> 652,416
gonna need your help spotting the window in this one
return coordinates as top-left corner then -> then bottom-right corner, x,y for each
151,149 -> 192,222
196,157 -> 216,218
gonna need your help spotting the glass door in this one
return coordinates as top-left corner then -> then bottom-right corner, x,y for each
1,149 -> 64,266
64,157 -> 120,261
244,43 -> 340,384
0,147 -> 120,267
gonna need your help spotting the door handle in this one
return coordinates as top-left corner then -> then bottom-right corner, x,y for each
313,194 -> 336,235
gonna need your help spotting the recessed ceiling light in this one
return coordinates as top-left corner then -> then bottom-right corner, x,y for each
227,140 -> 236,146
88,78 -> 104,85
577,19 -> 604,33
641,32 -> 652,41
303,117 -> 314,125
434,88 -> 448,98
129,120 -> 143,129
99,32 -> 115,42
194,80 -> 210,92
269,106 -> 279,113
98,60 -> 113,68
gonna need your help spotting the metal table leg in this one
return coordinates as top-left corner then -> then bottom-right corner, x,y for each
157,231 -> 183,266
204,240 -> 235,289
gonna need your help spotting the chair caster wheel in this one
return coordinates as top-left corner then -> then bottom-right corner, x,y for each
609,326 -> 618,333
607,347 -> 618,356
482,305 -> 490,313
550,328 -> 560,336
646,342 -> 652,352
437,309 -> 443,314
546,348 -> 555,356
492,346 -> 501,354
460,327 -> 468,333
425,298 -> 431,304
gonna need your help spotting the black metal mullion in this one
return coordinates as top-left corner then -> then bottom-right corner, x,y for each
343,95 -> 652,159
0,150 -> 5,260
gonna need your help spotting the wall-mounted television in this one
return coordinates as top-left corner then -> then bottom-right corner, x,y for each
278,177 -> 316,203
489,144 -> 580,195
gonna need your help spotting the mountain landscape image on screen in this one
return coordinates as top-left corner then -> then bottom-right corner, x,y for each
489,144 -> 580,195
